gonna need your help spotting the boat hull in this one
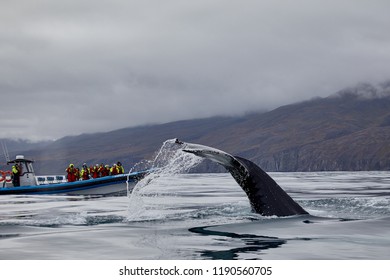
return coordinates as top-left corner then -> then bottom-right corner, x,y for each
0,172 -> 147,196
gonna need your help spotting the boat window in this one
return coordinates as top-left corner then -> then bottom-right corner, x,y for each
28,162 -> 34,173
21,162 -> 34,173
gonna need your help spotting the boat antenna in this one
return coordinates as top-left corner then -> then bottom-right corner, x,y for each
1,140 -> 10,162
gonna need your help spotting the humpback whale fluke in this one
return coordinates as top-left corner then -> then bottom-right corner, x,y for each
177,140 -> 308,217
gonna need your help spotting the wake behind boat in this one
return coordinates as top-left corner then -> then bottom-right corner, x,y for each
0,155 -> 148,196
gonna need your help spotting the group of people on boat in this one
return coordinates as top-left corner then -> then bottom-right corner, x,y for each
65,162 -> 125,182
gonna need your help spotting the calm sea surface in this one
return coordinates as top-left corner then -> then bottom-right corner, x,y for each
0,172 -> 389,260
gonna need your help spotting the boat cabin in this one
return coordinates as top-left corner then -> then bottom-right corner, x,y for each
7,155 -> 37,186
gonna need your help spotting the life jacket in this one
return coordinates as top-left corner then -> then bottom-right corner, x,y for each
12,165 -> 20,175
75,168 -> 80,180
66,167 -> 77,182
99,166 -> 109,177
90,166 -> 99,178
110,166 -> 118,175
80,168 -> 90,180
117,165 -> 125,174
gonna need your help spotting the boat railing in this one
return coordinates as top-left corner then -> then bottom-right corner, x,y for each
36,175 -> 67,185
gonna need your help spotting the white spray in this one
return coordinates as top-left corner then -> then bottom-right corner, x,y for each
126,139 -> 203,221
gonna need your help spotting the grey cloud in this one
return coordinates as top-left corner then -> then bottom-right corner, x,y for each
1,0 -> 390,140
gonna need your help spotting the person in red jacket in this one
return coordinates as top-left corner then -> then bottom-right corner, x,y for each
80,165 -> 90,180
65,164 -> 77,182
110,164 -> 118,175
99,164 -> 110,177
90,164 -> 100,179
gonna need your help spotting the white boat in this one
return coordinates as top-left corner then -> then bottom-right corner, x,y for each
0,155 -> 148,196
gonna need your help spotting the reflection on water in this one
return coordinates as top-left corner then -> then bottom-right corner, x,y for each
189,226 -> 287,260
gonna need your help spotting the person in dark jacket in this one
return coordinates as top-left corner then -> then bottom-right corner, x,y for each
12,163 -> 21,186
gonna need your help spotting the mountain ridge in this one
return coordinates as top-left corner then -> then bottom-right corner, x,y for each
2,82 -> 390,174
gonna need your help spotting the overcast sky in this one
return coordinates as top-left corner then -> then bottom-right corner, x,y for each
1,0 -> 390,141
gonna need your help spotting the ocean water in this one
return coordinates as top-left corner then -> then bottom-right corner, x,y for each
0,171 -> 389,260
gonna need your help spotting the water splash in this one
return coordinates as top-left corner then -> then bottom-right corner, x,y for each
126,139 -> 203,221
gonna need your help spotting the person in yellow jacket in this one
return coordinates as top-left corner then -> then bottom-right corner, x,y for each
80,163 -> 90,180
12,163 -> 21,187
117,162 -> 125,174
110,164 -> 118,175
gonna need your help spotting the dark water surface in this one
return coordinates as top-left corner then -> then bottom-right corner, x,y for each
0,172 -> 389,260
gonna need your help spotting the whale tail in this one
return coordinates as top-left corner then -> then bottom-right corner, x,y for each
179,141 -> 308,217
